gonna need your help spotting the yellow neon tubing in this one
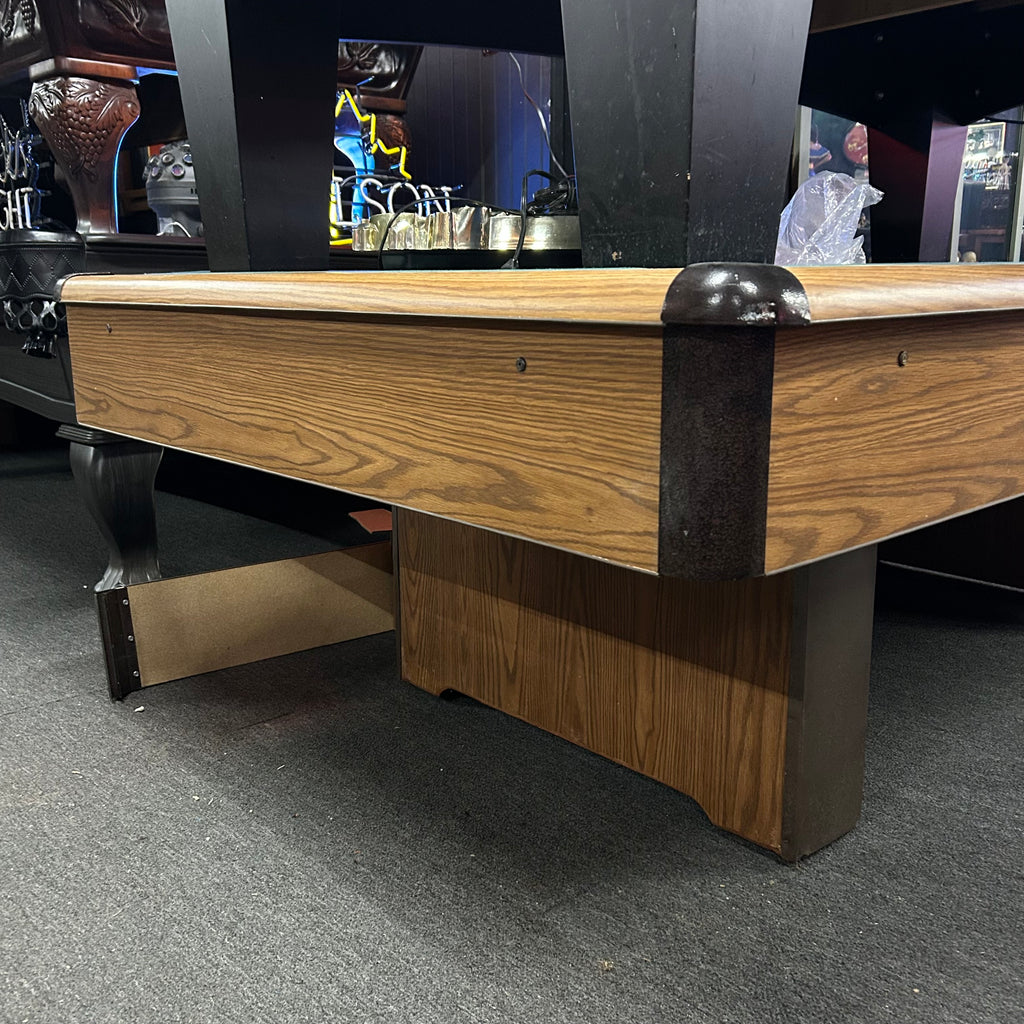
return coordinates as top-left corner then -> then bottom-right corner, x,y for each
336,89 -> 412,180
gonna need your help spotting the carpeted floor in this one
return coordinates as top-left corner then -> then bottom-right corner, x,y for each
1,442 -> 1021,1024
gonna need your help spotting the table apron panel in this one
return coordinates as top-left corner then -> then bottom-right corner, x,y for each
766,311 -> 1024,571
67,305 -> 664,571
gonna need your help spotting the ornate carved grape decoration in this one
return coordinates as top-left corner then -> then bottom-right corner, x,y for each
28,76 -> 140,233
29,77 -> 139,182
0,0 -> 37,39
91,0 -> 155,39
338,42 -> 401,79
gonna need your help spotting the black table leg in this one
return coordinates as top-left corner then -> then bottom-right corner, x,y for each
59,425 -> 163,592
560,0 -> 814,267
868,116 -> 969,262
164,0 -> 340,272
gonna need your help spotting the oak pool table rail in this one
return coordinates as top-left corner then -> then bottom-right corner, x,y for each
61,261 -> 1024,581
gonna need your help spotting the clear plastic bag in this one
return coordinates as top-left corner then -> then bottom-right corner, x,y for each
775,171 -> 883,265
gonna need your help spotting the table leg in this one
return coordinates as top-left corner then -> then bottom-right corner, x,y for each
164,0 -> 339,271
397,510 -> 875,860
867,117 -> 969,262
59,425 -> 163,592
28,76 -> 140,236
560,0 -> 814,266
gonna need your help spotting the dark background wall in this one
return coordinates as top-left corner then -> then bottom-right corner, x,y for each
403,47 -> 562,210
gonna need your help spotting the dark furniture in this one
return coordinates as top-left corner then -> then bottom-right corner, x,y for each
0,1 -> 421,589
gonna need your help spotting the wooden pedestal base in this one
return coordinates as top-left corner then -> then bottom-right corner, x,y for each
397,511 -> 876,860
98,543 -> 393,700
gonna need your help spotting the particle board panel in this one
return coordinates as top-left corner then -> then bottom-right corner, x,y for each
128,544 -> 393,687
67,305 -> 663,570
765,310 -> 1024,571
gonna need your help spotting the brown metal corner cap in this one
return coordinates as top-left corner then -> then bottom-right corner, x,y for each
662,263 -> 811,328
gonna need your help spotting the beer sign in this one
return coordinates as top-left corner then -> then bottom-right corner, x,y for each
0,101 -> 42,231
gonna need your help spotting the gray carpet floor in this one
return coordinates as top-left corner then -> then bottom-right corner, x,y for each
1,444 -> 1022,1024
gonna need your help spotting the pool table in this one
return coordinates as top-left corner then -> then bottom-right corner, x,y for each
59,258 -> 1024,858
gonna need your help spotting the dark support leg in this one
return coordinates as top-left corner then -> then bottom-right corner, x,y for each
164,0 -> 340,271
868,117 -> 969,262
782,544 -> 876,860
95,586 -> 141,701
559,0 -> 814,267
59,426 -> 163,592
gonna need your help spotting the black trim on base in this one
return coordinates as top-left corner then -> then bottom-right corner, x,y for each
96,587 -> 141,701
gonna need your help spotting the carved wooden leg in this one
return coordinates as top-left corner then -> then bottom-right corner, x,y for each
398,510 -> 876,860
59,425 -> 162,591
28,76 -> 140,235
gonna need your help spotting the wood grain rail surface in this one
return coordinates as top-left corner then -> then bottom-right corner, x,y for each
61,268 -> 682,326
786,263 -> 1024,323
765,310 -> 1024,570
61,263 -> 1024,326
63,263 -> 1024,576
67,305 -> 663,570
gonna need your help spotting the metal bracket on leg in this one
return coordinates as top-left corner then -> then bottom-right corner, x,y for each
96,586 -> 141,701
58,425 -> 156,698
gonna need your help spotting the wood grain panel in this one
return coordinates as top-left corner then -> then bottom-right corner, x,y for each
61,267 -> 683,326
398,510 -> 793,851
130,545 -> 394,687
789,263 -> 1024,322
62,263 -> 1024,327
67,305 -> 663,569
766,311 -> 1024,571
810,0 -> 965,33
